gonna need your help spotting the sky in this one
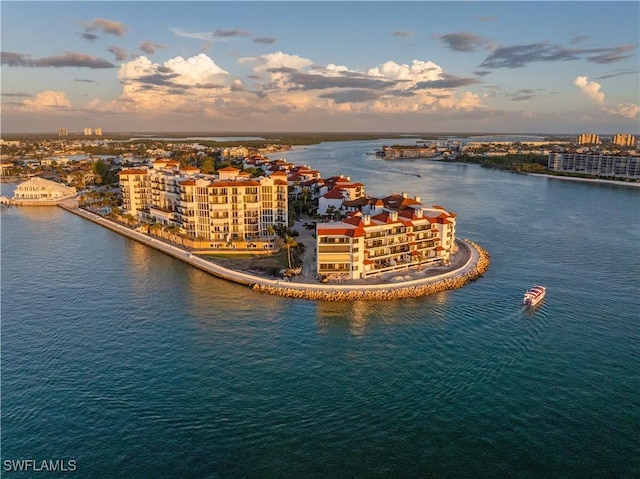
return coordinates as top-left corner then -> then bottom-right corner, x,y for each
1,1 -> 639,135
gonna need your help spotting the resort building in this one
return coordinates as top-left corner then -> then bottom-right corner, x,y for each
548,152 -> 640,178
119,161 -> 289,250
316,196 -> 457,280
12,177 -> 76,202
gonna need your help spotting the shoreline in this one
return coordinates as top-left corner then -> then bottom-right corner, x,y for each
525,173 -> 640,188
57,201 -> 490,302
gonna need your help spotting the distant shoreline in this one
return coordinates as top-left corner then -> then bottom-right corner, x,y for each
526,173 -> 640,188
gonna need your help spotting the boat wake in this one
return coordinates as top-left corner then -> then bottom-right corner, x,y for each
431,302 -> 551,401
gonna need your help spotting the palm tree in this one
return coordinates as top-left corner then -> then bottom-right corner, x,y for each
266,224 -> 276,237
283,235 -> 298,269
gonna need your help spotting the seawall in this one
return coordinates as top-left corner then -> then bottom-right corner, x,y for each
58,202 -> 490,301
250,241 -> 490,301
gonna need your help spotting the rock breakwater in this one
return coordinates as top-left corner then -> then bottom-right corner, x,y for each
251,241 -> 490,301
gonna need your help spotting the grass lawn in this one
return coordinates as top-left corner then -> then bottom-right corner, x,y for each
202,250 -> 291,277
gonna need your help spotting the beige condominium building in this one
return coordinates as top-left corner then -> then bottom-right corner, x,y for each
316,197 -> 457,280
119,161 -> 288,250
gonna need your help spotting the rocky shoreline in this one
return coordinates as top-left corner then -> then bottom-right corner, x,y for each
250,241 -> 490,301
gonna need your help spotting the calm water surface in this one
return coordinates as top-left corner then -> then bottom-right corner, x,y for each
2,140 -> 639,478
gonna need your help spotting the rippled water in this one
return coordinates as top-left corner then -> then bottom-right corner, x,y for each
2,140 -> 639,478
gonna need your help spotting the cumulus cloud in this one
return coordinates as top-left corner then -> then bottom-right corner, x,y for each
22,91 -> 71,110
85,54 -> 236,114
367,60 -> 443,84
605,103 -> 640,119
239,51 -> 314,72
82,18 -> 128,37
82,50 -> 485,123
1,51 -> 115,68
573,76 -> 605,104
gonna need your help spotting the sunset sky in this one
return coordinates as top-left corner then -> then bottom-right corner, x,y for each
1,1 -> 639,135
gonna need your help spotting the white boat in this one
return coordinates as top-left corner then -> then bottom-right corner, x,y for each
523,285 -> 546,307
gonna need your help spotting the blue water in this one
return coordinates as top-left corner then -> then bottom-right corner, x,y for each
2,140 -> 639,478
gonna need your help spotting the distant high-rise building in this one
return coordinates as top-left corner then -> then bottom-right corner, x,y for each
94,128 -> 103,136
611,133 -> 636,147
58,128 -> 68,136
577,133 -> 600,145
83,128 -> 92,136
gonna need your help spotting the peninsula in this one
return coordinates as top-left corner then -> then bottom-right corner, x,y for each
3,134 -> 490,300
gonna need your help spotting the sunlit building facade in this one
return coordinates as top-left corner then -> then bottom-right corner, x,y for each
119,162 -> 288,249
316,198 -> 457,280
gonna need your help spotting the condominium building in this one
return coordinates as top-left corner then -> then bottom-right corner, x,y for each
316,197 -> 456,280
177,167 -> 288,249
611,134 -> 636,147
577,133 -> 600,145
94,128 -> 103,136
119,161 -> 288,250
119,168 -> 151,215
58,128 -> 68,137
83,128 -> 92,136
548,152 -> 640,178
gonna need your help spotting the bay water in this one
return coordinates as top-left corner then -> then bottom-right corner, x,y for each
2,139 -> 639,478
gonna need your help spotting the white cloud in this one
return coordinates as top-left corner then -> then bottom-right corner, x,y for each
573,76 -> 605,104
22,91 -> 71,110
238,51 -> 314,72
164,54 -> 229,83
84,51 -> 485,121
605,103 -> 640,119
367,60 -> 443,87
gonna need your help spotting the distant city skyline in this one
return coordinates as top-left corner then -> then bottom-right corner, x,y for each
1,1 -> 639,135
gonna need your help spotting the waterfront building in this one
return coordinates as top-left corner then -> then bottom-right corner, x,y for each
177,167 -> 288,249
379,145 -> 438,159
577,133 -> 601,145
548,152 -> 640,178
316,195 -> 456,280
611,134 -> 636,147
119,162 -> 288,250
12,177 -> 76,202
119,168 -> 152,215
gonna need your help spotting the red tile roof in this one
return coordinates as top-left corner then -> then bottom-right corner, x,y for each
322,189 -> 344,199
